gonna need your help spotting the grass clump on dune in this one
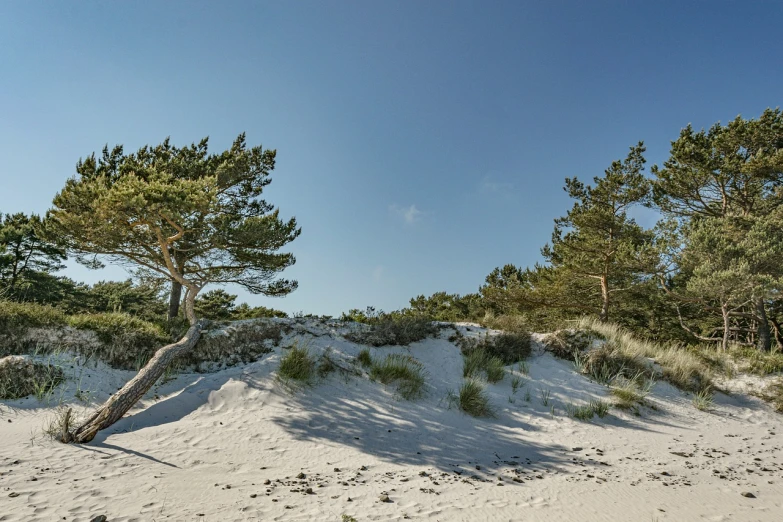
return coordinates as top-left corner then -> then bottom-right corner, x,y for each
356,348 -> 373,368
369,353 -> 427,400
462,349 -> 506,383
451,379 -> 496,417
278,343 -> 316,382
565,399 -> 610,420
610,373 -> 655,409
577,317 -> 713,393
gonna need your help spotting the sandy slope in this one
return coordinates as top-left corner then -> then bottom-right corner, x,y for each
1,320 -> 782,521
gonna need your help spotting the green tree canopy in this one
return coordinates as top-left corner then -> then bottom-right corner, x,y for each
49,134 -> 301,325
0,212 -> 66,300
541,143 -> 654,321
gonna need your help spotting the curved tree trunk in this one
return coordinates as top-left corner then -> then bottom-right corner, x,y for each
66,321 -> 204,444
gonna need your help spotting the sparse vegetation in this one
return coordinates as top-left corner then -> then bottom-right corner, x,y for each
510,374 -> 524,393
539,388 -> 551,406
565,399 -> 610,420
610,374 -> 653,409
369,353 -> 427,400
451,379 -> 496,417
692,388 -> 714,411
356,348 -> 373,368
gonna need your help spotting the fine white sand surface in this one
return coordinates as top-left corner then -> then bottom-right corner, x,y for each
1,319 -> 782,521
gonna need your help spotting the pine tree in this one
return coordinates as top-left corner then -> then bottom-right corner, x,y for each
651,109 -> 783,350
48,134 -> 300,442
541,143 -> 654,322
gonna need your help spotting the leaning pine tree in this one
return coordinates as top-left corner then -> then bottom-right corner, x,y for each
48,134 -> 300,443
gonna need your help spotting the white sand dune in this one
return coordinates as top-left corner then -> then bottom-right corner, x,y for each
1,319 -> 782,521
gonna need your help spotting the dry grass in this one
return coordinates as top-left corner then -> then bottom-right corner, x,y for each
577,317 -> 713,393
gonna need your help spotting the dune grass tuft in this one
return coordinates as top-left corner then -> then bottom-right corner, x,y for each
462,348 -> 506,383
452,379 -> 496,417
278,343 -> 316,382
356,348 -> 373,368
692,388 -> 714,411
565,399 -> 610,420
369,353 -> 427,400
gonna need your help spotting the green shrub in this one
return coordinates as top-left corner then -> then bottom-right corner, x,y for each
458,332 -> 531,366
575,341 -> 652,385
278,343 -> 315,382
67,313 -> 169,368
369,353 -> 426,400
452,379 -> 495,417
0,301 -> 68,355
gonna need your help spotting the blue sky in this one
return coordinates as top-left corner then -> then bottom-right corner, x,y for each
1,1 -> 781,316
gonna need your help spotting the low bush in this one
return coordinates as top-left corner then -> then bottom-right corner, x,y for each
348,313 -> 438,347
0,356 -> 64,400
542,328 -> 602,359
575,341 -> 652,385
458,332 -> 531,366
67,313 -> 168,368
452,379 -> 495,417
278,343 -> 316,382
369,353 -> 426,400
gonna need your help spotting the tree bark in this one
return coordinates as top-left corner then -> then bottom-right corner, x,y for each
67,321 -> 204,443
167,280 -> 182,321
754,297 -> 771,352
721,303 -> 730,351
599,275 -> 610,322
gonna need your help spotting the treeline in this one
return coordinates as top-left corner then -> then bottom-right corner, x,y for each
0,212 -> 287,325
399,109 -> 783,352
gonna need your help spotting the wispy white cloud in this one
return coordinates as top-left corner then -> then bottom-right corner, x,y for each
372,265 -> 384,282
389,203 -> 423,225
480,176 -> 515,194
